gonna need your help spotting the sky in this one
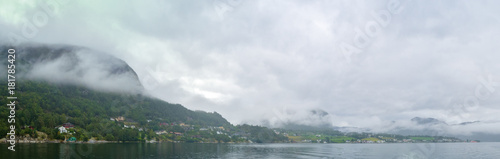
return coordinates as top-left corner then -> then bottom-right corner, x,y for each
1,0 -> 500,135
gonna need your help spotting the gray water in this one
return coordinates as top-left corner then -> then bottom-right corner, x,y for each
2,142 -> 500,158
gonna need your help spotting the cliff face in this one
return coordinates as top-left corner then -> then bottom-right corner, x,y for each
1,43 -> 143,93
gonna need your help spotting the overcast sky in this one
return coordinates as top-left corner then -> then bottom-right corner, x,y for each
2,0 -> 500,134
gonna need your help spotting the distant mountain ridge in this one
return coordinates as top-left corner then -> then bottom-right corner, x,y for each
411,117 -> 447,125
410,117 -> 481,126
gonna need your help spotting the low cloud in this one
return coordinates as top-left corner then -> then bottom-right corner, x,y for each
12,44 -> 144,94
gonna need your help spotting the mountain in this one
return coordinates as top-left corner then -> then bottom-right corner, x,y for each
411,117 -> 448,125
389,117 -> 451,136
0,44 -> 230,140
456,121 -> 480,126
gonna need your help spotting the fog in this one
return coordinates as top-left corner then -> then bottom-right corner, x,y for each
1,44 -> 144,93
26,45 -> 143,93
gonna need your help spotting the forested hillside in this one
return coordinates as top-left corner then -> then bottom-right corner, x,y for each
0,80 -> 230,141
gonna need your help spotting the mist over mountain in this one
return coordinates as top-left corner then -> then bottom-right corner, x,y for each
260,108 -> 335,128
1,43 -> 143,94
272,115 -> 500,142
379,117 -> 500,142
411,117 -> 447,125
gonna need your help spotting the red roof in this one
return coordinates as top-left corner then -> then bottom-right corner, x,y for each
62,123 -> 74,128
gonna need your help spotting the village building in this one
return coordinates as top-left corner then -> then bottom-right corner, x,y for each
58,126 -> 68,134
62,122 -> 74,129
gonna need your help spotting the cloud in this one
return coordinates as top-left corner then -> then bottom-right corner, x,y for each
7,44 -> 144,94
2,0 -> 500,135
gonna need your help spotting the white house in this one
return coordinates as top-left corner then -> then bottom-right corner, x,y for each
155,130 -> 168,135
58,126 -> 68,134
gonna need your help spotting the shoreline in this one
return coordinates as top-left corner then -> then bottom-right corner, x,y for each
1,138 -> 477,144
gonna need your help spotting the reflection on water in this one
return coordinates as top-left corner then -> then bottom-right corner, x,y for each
2,142 -> 500,158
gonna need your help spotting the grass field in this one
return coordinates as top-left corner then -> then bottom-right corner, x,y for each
287,135 -> 355,143
361,137 -> 380,142
380,137 -> 395,140
330,136 -> 355,143
288,136 -> 303,142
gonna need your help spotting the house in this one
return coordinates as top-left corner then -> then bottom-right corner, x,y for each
62,123 -> 74,129
147,120 -> 152,123
199,128 -> 208,131
124,125 -> 129,128
155,130 -> 168,135
110,118 -> 116,121
174,132 -> 183,136
115,116 -> 125,121
58,126 -> 68,134
22,125 -> 34,130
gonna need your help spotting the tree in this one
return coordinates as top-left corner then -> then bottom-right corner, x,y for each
147,130 -> 156,140
105,134 -> 115,141
215,134 -> 230,143
83,135 -> 89,142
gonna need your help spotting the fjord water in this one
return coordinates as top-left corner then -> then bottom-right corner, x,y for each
2,143 -> 500,158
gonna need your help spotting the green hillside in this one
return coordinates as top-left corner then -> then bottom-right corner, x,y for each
0,80 -> 230,140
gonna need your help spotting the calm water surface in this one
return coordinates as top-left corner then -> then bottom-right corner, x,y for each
2,142 -> 500,158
